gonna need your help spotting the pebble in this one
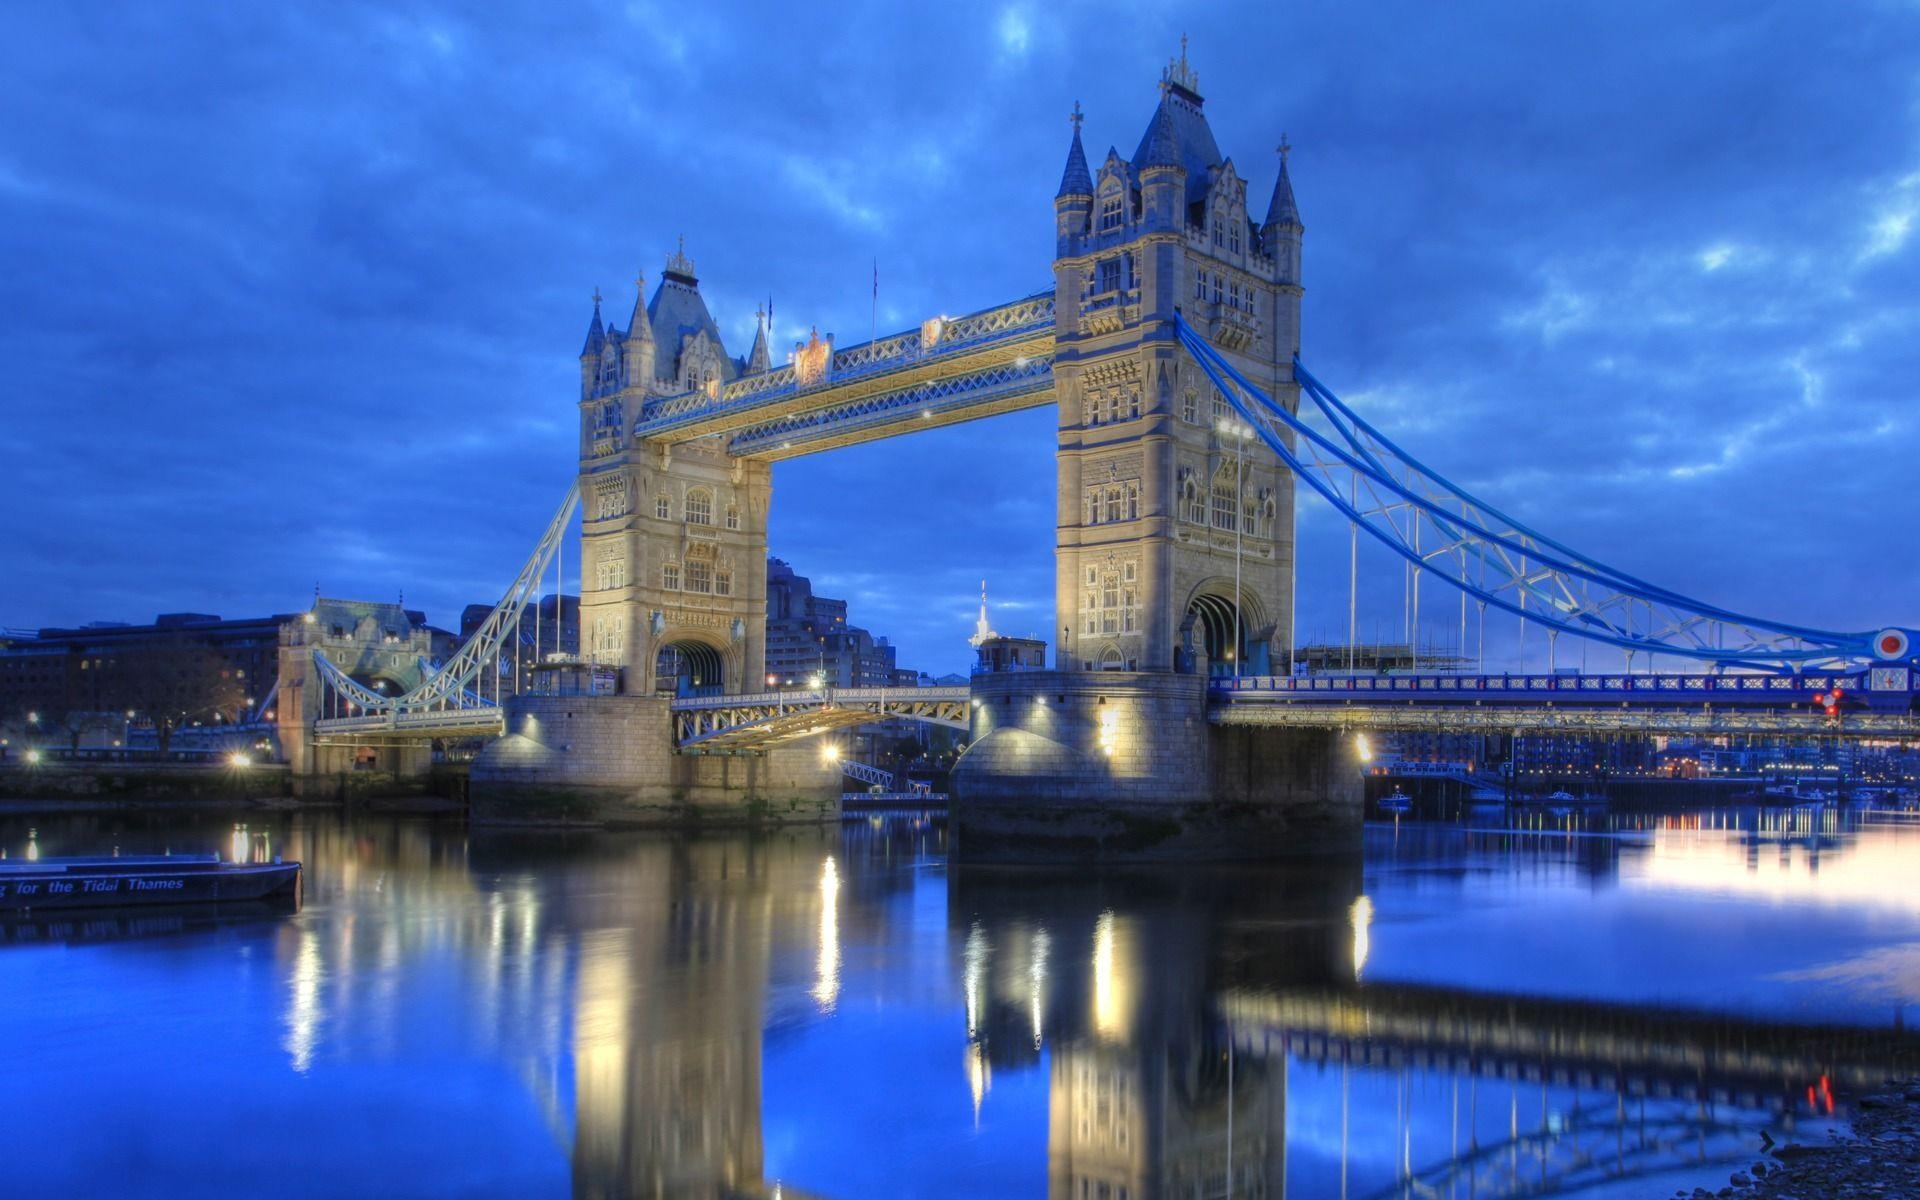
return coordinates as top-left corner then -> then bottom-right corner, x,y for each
1712,1076 -> 1920,1199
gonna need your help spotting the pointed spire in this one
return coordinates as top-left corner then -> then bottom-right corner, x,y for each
1137,99 -> 1182,171
1057,101 -> 1092,198
1264,135 -> 1301,228
627,271 -> 653,345
969,580 -> 998,647
580,287 -> 605,357
746,305 -> 771,374
664,234 -> 696,283
1163,33 -> 1201,99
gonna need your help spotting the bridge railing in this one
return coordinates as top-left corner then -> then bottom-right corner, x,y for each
1213,670 -> 1916,702
669,685 -> 970,712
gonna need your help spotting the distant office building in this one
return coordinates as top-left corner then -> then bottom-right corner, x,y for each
1510,733 -> 1658,780
764,559 -> 897,689
459,594 -> 578,694
968,582 -> 1048,674
2,611 -> 295,728
1382,731 -> 1498,771
1295,641 -> 1471,674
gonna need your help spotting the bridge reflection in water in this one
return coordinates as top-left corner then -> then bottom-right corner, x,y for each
9,811 -> 1913,1198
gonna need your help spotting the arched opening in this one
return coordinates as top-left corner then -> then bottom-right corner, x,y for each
349,673 -> 409,699
654,640 -> 725,697
1183,592 -> 1269,677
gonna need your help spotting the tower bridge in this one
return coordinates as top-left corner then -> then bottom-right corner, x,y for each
293,46 -> 1918,848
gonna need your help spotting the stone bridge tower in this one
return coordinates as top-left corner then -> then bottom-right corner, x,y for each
575,244 -> 774,697
1051,48 -> 1303,677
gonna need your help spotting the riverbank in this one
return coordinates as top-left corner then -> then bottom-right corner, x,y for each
0,794 -> 465,815
1686,1079 -> 1920,1198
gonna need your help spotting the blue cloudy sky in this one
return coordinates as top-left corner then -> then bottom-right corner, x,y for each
3,2 -> 1916,674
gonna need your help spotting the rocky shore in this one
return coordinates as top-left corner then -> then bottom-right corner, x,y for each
1674,1080 -> 1920,1199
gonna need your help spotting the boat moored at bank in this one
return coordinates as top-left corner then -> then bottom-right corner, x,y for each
0,855 -> 301,911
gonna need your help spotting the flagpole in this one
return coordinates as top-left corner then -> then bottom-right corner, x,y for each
871,258 -> 878,348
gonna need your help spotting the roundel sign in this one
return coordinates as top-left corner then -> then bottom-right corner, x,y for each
1874,628 -> 1911,660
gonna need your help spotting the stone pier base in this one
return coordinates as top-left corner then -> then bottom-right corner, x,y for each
469,694 -> 840,827
951,671 -> 1361,861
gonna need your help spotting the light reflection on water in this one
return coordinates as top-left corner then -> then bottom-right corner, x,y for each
0,808 -> 1914,1198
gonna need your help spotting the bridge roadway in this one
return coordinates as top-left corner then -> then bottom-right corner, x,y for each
313,668 -> 1920,750
1223,982 -> 1917,1109
631,291 -> 1056,459
311,706 -> 504,745
1212,668 -> 1920,738
1222,981 -> 1920,1200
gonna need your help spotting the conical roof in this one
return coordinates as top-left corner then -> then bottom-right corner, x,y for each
1057,124 -> 1093,197
627,273 -> 653,345
580,292 -> 605,357
1136,101 -> 1182,171
1264,148 -> 1301,228
745,307 -> 771,374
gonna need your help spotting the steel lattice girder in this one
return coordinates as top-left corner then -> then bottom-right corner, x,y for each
633,293 -> 1056,445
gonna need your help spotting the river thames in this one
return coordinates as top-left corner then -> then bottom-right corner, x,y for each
2,806 -> 1917,1199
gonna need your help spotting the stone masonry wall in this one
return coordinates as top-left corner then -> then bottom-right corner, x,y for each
470,694 -> 840,827
952,670 -> 1360,861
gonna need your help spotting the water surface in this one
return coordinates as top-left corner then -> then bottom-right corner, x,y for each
2,806 -> 1915,1198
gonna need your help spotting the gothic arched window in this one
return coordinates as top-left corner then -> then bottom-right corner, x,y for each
1211,463 -> 1240,533
684,489 -> 713,526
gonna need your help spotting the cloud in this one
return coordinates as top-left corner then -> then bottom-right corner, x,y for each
3,1 -> 1919,674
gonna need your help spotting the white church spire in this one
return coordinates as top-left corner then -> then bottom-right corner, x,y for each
968,580 -> 997,647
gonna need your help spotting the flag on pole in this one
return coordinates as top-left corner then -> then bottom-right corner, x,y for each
871,259 -> 879,346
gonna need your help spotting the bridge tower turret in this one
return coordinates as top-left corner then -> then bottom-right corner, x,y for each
1054,102 -> 1094,256
578,291 -> 605,401
1050,47 -> 1300,677
575,247 -> 772,698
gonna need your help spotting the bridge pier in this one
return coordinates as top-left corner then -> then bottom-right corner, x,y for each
951,671 -> 1361,861
468,694 -> 840,826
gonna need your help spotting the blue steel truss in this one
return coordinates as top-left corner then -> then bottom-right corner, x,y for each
1173,314 -> 1915,672
313,482 -> 579,721
727,354 -> 1054,456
